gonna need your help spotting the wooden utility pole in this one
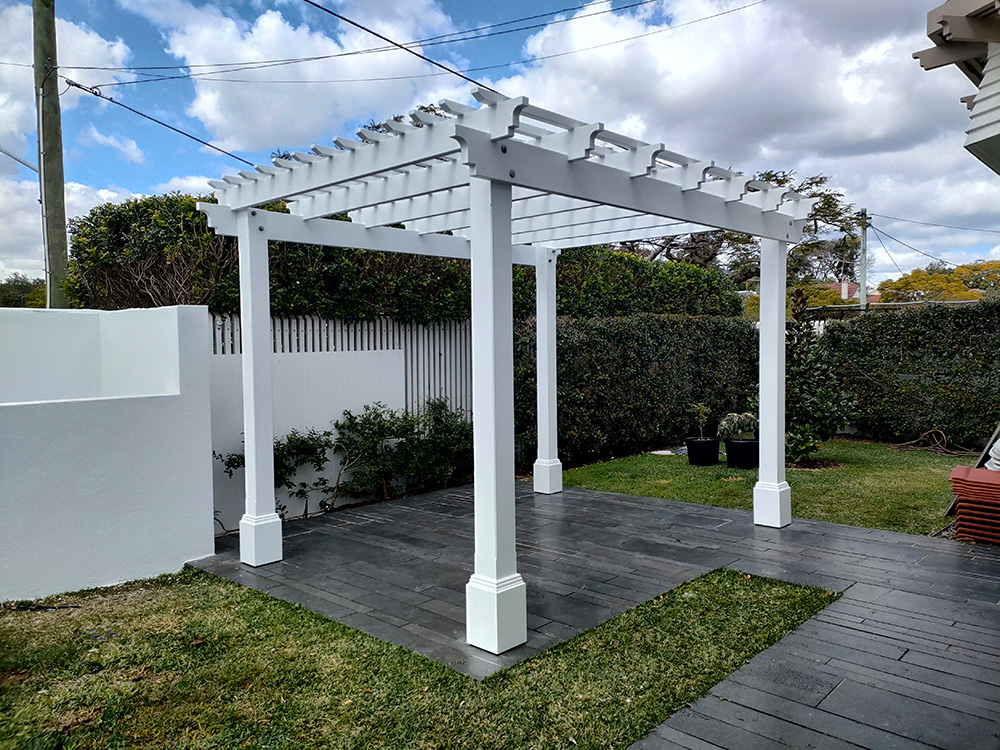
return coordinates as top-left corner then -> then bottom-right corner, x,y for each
858,209 -> 869,311
33,0 -> 70,308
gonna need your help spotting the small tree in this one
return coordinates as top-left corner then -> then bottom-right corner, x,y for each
785,289 -> 855,462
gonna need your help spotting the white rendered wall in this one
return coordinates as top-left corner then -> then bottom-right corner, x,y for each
210,348 -> 406,530
0,309 -> 101,402
100,308 -> 180,397
0,306 -> 215,602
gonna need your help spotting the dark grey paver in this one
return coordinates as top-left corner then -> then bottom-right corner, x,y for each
190,482 -> 1000,750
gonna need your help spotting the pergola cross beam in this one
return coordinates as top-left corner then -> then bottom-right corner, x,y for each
201,89 -> 814,656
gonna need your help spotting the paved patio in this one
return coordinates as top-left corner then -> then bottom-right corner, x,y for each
193,484 -> 1000,749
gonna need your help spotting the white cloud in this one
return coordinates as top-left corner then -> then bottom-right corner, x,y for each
82,125 -> 146,164
151,175 -> 215,194
0,177 -> 134,281
118,0 -> 464,152
0,4 -> 133,173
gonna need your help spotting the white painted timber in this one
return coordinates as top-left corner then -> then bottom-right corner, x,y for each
236,210 -> 282,566
453,125 -> 810,243
966,42 -> 1000,174
533,246 -> 562,494
0,306 -> 214,601
199,203 -> 536,266
465,177 -> 527,654
754,239 -> 791,528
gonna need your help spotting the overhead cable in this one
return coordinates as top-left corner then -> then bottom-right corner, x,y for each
301,0 -> 501,94
63,79 -> 253,166
871,213 -> 1000,235
85,0 -> 768,89
871,224 -> 957,267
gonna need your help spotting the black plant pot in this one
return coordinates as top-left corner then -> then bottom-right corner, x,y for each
725,439 -> 759,470
685,437 -> 720,466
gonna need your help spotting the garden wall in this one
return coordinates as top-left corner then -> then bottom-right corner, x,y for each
0,306 -> 215,602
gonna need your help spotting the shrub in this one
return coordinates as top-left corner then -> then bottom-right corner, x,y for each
513,313 -> 758,463
334,400 -> 473,501
820,299 -> 1000,447
784,290 -> 856,462
216,401 -> 473,513
214,428 -> 336,519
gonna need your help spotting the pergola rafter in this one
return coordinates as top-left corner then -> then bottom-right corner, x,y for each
200,88 -> 816,655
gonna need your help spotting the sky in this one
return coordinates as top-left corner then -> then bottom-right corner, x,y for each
2,0 -> 1000,286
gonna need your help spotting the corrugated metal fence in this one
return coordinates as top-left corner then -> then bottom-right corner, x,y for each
211,314 -> 472,415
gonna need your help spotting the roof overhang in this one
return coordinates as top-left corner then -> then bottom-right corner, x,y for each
915,2 -> 1000,175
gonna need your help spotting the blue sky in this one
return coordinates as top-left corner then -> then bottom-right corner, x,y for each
2,0 -> 1000,284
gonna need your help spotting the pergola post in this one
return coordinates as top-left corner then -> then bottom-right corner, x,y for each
236,209 -> 283,565
465,176 -> 527,654
533,246 -> 562,494
754,238 -> 791,528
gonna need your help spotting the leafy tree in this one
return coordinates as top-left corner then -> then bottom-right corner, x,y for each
741,283 -> 857,321
0,273 -> 45,308
876,260 -> 998,302
619,171 -> 865,286
66,193 -> 239,310
785,289 -> 856,462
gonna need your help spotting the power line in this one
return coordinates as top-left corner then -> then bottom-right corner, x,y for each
870,226 -> 904,276
302,0 -> 501,94
64,0 -> 666,78
63,79 -> 253,167
85,0 -> 768,89
871,224 -> 957,267
871,212 -> 1000,235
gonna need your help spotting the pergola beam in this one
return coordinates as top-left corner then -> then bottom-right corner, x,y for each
454,125 -> 811,243
198,202 -> 537,265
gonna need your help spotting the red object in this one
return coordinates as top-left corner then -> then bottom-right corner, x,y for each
950,466 -> 1000,544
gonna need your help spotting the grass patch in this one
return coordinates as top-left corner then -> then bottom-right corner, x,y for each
565,438 -> 972,536
0,568 -> 836,749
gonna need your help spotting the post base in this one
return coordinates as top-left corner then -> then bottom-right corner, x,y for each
753,481 -> 791,528
533,458 -> 563,494
466,573 -> 527,654
239,513 -> 283,566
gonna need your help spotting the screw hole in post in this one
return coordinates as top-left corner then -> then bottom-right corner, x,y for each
509,169 -> 516,178
500,144 -> 507,154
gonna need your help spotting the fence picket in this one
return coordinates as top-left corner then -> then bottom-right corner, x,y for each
211,313 -> 472,414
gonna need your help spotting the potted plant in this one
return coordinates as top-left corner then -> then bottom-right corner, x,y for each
684,403 -> 719,466
718,411 -> 759,469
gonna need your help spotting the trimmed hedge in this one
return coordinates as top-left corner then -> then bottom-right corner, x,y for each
66,195 -> 742,323
820,299 -> 1000,447
514,314 -> 758,463
513,247 -> 742,319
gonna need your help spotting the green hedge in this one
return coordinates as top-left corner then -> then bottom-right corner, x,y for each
514,314 -> 758,463
820,299 -> 1000,447
513,247 -> 743,319
66,195 -> 742,323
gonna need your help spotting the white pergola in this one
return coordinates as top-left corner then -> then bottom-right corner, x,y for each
199,89 -> 817,655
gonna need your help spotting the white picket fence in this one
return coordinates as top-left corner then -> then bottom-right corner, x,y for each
211,314 -> 473,415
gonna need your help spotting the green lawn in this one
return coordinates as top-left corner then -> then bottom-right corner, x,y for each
564,438 -> 972,536
0,568 -> 836,749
